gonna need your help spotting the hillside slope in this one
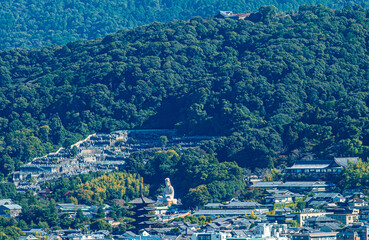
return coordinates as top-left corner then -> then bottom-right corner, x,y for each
1,0 -> 368,49
1,5 -> 369,178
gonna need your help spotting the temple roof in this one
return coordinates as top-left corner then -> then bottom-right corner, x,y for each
286,160 -> 332,169
128,195 -> 155,205
334,157 -> 359,167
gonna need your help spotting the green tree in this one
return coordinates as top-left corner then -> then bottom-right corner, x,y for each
159,136 -> 168,149
96,207 -> 106,219
183,185 -> 210,208
76,209 -> 86,223
90,219 -> 112,232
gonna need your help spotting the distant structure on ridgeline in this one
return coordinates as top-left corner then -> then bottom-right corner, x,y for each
215,11 -> 251,19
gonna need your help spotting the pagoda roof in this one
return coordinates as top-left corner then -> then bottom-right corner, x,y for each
129,196 -> 155,205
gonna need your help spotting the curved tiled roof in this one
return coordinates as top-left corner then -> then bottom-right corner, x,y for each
334,157 -> 359,167
129,195 -> 155,204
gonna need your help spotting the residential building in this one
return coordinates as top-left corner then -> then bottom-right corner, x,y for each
327,208 -> 359,225
348,199 -> 366,208
296,212 -> 331,226
57,204 -> 90,214
313,193 -> 346,203
0,204 -> 22,217
336,223 -> 369,240
191,232 -> 229,240
291,232 -> 338,240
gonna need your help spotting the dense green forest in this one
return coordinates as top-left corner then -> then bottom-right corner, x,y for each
1,0 -> 369,49
1,4 -> 369,180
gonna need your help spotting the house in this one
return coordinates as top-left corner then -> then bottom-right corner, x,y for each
336,223 -> 369,240
57,203 -> 90,214
291,232 -> 338,240
265,191 -> 304,204
348,199 -> 366,208
319,223 -> 343,232
275,208 -> 295,215
191,232 -> 229,240
305,216 -> 338,229
0,199 -> 13,205
327,208 -> 359,225
343,189 -> 366,199
312,193 -> 346,203
215,11 -> 241,19
266,194 -> 294,204
215,11 -> 251,20
19,235 -> 38,240
266,213 -> 296,224
0,204 -> 22,217
23,229 -> 47,237
296,212 -> 331,226
285,157 -> 359,175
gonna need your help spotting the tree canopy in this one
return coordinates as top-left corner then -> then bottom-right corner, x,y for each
1,1 -> 368,50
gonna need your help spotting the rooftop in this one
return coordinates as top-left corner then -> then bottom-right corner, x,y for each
129,196 -> 155,205
334,157 -> 359,167
287,161 -> 332,169
251,181 -> 333,189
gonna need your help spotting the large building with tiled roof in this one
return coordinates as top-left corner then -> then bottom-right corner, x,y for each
285,157 -> 359,175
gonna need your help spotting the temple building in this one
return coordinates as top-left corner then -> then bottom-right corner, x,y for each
284,157 -> 359,175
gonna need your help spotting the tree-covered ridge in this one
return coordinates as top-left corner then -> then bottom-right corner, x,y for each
0,0 -> 369,50
1,5 -> 369,177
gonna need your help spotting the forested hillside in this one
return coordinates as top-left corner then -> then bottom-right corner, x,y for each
1,0 -> 368,49
1,5 -> 369,180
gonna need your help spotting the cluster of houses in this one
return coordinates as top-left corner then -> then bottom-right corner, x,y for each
12,158 -> 369,240
12,129 -> 217,192
12,186 -> 369,240
8,129 -> 367,240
